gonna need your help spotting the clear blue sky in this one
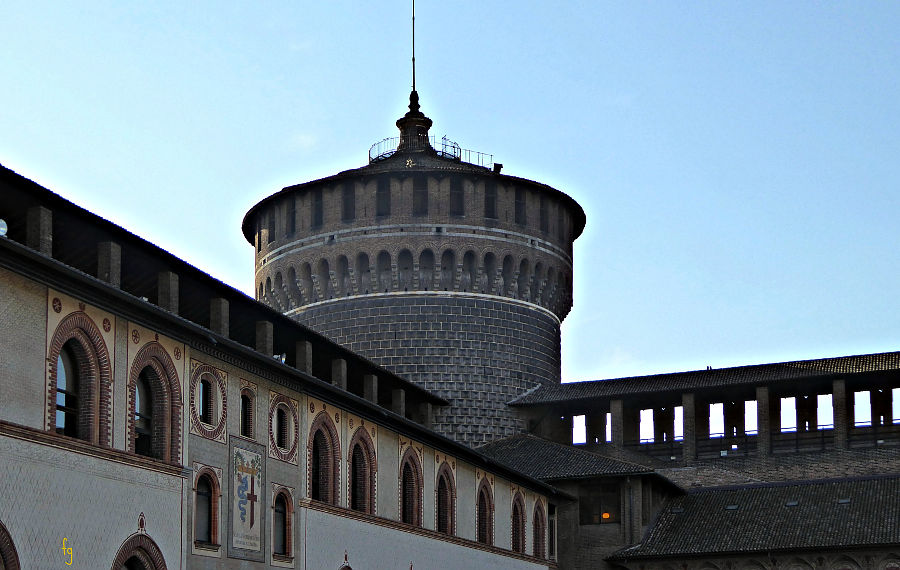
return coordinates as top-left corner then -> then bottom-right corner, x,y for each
2,3 -> 898,382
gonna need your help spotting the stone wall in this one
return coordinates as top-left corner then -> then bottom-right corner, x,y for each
297,293 -> 562,446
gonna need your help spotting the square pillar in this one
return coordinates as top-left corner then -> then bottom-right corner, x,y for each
832,379 -> 849,450
653,406 -> 675,443
724,400 -> 744,438
797,394 -> 817,432
331,358 -> 347,390
872,387 -> 891,428
295,340 -> 312,374
363,374 -> 378,403
418,402 -> 434,429
209,297 -> 229,337
255,320 -> 273,355
610,399 -> 625,448
756,386 -> 771,456
157,271 -> 179,314
97,241 -> 121,287
26,206 -> 52,255
682,393 -> 697,461
391,388 -> 406,417
586,411 -> 607,444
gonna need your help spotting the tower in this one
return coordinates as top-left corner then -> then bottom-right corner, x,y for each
242,91 -> 585,446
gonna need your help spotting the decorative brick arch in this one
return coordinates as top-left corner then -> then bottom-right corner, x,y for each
399,447 -> 423,527
109,533 -> 167,570
127,342 -> 182,464
511,491 -> 526,554
0,520 -> 21,570
435,461 -> 456,535
307,411 -> 340,505
347,427 -> 377,514
46,311 -> 112,446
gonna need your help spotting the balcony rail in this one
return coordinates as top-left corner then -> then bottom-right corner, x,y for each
368,135 -> 493,168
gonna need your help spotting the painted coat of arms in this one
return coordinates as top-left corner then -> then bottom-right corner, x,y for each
232,447 -> 262,551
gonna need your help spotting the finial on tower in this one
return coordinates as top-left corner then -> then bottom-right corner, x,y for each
412,0 -> 416,92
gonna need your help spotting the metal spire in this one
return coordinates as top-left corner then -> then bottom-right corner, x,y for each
411,0 -> 416,91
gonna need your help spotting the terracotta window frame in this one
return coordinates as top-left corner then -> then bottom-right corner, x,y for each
511,492 -> 526,554
347,427 -> 377,514
46,311 -> 112,446
476,478 -> 494,546
193,469 -> 221,549
272,488 -> 294,561
307,411 -> 341,505
435,462 -> 456,535
399,448 -> 423,527
127,341 -> 182,464
532,500 -> 547,559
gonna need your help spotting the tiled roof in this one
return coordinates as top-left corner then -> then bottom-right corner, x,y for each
511,351 -> 900,406
477,434 -> 649,480
613,475 -> 900,559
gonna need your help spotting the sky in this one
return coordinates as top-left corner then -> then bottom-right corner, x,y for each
1,3 -> 898,383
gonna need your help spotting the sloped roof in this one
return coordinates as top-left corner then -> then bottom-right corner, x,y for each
613,475 -> 900,559
511,351 -> 900,406
477,434 -> 649,480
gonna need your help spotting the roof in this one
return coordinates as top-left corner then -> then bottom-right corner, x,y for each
477,434 -> 650,480
511,351 -> 900,406
613,475 -> 900,559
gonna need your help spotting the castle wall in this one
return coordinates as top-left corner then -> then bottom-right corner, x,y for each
296,293 -> 561,446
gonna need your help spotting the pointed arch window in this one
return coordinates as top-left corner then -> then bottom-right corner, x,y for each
307,412 -> 340,506
477,479 -> 494,546
435,462 -> 456,535
533,501 -> 547,559
399,449 -> 423,527
511,493 -> 526,554
348,428 -> 376,514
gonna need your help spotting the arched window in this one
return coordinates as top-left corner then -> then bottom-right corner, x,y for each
55,343 -> 79,437
47,312 -> 112,446
0,520 -> 21,570
272,491 -> 293,559
348,428 -> 376,514
128,342 -> 182,464
240,390 -> 253,438
532,501 -> 547,559
435,462 -> 456,535
511,493 -> 526,554
307,412 -> 340,505
194,471 -> 219,546
399,448 -> 423,526
476,479 -> 494,546
275,407 -> 287,449
198,378 -> 212,424
134,371 -> 154,458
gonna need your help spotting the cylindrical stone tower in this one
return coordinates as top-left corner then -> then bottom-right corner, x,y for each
242,92 -> 585,446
